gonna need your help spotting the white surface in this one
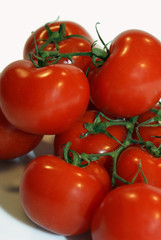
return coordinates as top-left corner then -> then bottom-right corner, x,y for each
0,1 -> 161,239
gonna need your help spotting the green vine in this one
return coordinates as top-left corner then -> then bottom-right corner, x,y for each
131,103 -> 161,157
29,22 -> 110,69
63,114 -> 138,186
62,104 -> 161,187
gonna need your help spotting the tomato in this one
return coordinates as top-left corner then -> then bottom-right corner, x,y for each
54,110 -> 127,171
133,104 -> 161,147
20,155 -> 111,236
116,146 -> 161,188
0,60 -> 90,135
91,183 -> 161,240
23,21 -> 93,73
84,161 -> 111,193
0,108 -> 42,160
88,29 -> 161,118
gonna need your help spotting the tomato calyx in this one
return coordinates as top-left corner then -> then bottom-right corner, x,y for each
80,111 -> 126,146
63,141 -> 98,168
29,22 -> 110,69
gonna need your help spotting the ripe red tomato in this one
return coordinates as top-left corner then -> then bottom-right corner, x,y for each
133,104 -> 161,147
116,146 -> 161,188
23,21 -> 93,73
20,155 -> 110,236
0,108 -> 42,160
88,29 -> 161,118
0,60 -> 90,135
84,161 -> 111,193
91,183 -> 161,240
54,110 -> 127,171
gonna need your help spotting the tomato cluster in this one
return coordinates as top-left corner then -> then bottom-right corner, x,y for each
1,20 -> 161,239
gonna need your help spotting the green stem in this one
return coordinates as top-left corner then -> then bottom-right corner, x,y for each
30,47 -> 109,68
62,113 -> 156,187
62,105 -> 161,186
110,117 -> 138,186
70,150 -> 81,167
79,115 -> 138,186
55,51 -> 93,59
135,108 -> 161,157
29,22 -> 110,68
39,48 -> 108,61
95,22 -> 110,55
130,160 -> 148,184
38,31 -> 60,52
63,142 -> 72,164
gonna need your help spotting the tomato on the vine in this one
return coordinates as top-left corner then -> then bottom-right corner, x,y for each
133,104 -> 161,147
0,108 -> 42,160
88,29 -> 161,118
23,21 -> 93,73
91,183 -> 161,240
20,155 -> 111,236
54,110 -> 127,171
0,60 -> 90,135
116,145 -> 161,188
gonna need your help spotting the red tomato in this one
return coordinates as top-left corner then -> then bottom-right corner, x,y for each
133,104 -> 161,147
88,29 -> 161,118
20,155 -> 110,236
0,60 -> 90,135
91,183 -> 161,240
23,21 -> 93,73
84,161 -> 111,193
116,146 -> 161,188
54,110 -> 127,171
0,108 -> 42,160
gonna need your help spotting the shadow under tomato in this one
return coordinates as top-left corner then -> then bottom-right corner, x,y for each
0,154 -> 37,225
0,136 -> 58,235
66,231 -> 92,240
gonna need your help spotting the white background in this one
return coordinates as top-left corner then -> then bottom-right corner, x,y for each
0,1 -> 161,240
0,0 -> 161,71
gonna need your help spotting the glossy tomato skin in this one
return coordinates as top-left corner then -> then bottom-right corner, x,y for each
23,21 -> 93,73
89,30 -> 161,118
0,108 -> 42,160
54,110 -> 127,171
116,146 -> 161,188
91,183 -> 161,240
133,104 -> 161,147
20,155 -> 110,236
84,161 -> 111,193
0,60 -> 90,135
